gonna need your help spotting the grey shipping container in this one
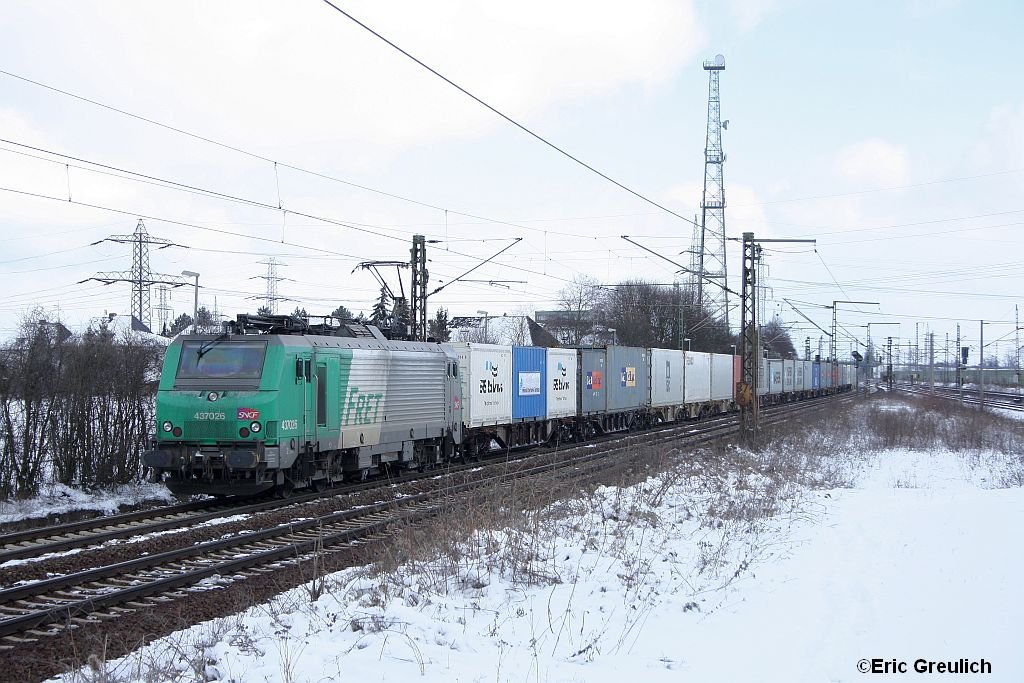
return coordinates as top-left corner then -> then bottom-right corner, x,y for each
579,348 -> 607,415
606,346 -> 649,412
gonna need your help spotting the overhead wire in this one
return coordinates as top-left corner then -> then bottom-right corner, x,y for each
0,137 -> 590,289
317,0 -> 698,228
0,68 -> 627,241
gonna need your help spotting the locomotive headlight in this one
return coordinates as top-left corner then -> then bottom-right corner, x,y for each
162,421 -> 173,433
207,392 -> 219,402
250,421 -> 262,433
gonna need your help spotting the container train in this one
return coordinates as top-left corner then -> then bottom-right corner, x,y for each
144,314 -> 857,496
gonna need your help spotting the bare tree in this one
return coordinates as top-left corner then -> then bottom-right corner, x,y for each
761,315 -> 797,358
557,275 -> 601,345
596,279 -> 733,351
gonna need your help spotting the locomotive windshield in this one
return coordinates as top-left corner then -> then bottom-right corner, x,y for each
176,340 -> 267,380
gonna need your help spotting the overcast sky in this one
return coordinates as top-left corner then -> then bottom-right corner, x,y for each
1,0 -> 1022,363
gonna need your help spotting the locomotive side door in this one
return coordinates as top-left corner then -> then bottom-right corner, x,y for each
313,358 -> 328,448
447,359 -> 463,445
296,352 -> 314,450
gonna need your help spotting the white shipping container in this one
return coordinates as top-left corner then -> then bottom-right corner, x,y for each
454,343 -> 513,428
684,351 -> 712,403
710,353 -> 733,401
794,360 -> 805,392
545,348 -> 578,419
757,360 -> 768,395
768,359 -> 784,394
650,348 -> 685,407
805,361 -> 816,391
783,360 -> 795,393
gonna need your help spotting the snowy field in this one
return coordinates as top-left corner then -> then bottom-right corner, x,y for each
53,399 -> 1024,682
0,482 -> 174,526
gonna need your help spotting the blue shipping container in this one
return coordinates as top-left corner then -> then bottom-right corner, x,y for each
811,362 -> 822,390
512,346 -> 546,420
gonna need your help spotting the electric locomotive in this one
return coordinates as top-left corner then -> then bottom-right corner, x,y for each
144,314 -> 462,496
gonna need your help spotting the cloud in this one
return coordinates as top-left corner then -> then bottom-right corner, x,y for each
11,1 -> 704,161
728,0 -> 779,32
970,102 -> 1024,173
835,139 -> 910,187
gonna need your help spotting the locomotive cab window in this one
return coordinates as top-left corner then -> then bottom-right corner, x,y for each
175,340 -> 267,382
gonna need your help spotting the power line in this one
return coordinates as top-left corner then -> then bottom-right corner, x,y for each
0,181 -> 582,294
0,69 -> 626,240
318,0 -> 698,228
0,137 -> 590,287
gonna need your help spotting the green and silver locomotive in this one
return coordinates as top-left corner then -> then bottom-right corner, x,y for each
144,315 -> 463,496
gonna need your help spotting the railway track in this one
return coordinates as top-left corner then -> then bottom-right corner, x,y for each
895,383 -> 1024,412
0,408 -> 748,568
0,393 -> 854,683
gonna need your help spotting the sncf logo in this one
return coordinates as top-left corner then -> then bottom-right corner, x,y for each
237,408 -> 260,420
484,360 -> 499,377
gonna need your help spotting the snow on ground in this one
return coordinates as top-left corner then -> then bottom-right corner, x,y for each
0,482 -> 174,526
55,408 -> 1024,683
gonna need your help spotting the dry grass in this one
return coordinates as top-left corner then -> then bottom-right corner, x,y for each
59,393 -> 1024,681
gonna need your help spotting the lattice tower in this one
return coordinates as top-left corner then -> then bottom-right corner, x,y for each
86,219 -> 186,331
689,54 -> 730,329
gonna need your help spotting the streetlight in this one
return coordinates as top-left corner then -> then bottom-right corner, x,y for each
608,328 -> 617,345
683,337 -> 691,352
476,310 -> 488,343
181,270 -> 200,334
